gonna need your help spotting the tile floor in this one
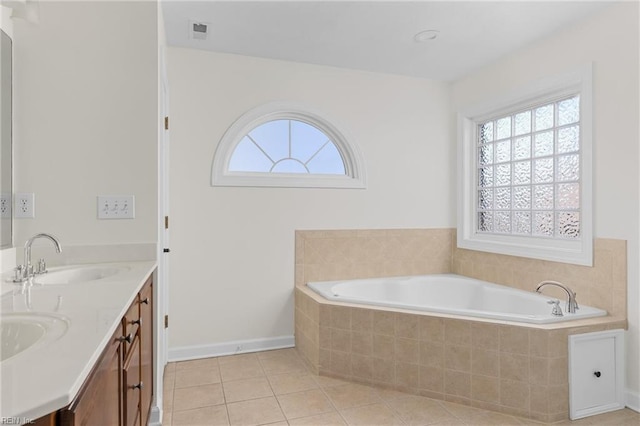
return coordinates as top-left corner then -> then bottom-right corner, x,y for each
162,348 -> 639,426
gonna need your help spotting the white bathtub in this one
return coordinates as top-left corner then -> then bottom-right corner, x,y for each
307,274 -> 607,324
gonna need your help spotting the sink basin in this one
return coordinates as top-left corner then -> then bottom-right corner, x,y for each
1,313 -> 69,362
33,265 -> 130,285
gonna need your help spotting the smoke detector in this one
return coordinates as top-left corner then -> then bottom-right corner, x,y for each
189,20 -> 210,41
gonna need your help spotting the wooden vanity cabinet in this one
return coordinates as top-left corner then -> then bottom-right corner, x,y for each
58,276 -> 153,426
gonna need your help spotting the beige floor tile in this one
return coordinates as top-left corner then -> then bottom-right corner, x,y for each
219,352 -> 259,365
465,412 -> 523,426
175,357 -> 220,371
324,383 -> 382,410
223,376 -> 274,403
163,411 -> 172,425
257,348 -> 300,359
261,353 -> 308,375
277,388 -> 335,419
313,374 -> 352,388
268,371 -> 319,395
387,395 -> 457,425
375,388 -> 413,402
340,403 -> 404,426
163,384 -> 174,413
227,396 -> 285,426
262,422 -> 289,426
564,408 -> 640,425
172,404 -> 229,426
439,401 -> 489,423
175,367 -> 222,388
173,383 -> 225,411
219,357 -> 265,382
289,412 -> 348,426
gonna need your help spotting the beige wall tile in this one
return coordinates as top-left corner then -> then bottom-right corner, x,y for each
396,338 -> 420,364
529,384 -> 549,414
373,334 -> 396,360
445,320 -> 471,346
444,370 -> 471,399
330,351 -> 351,376
331,306 -> 351,330
529,329 -> 549,358
420,316 -> 445,342
396,313 -> 420,339
351,354 -> 373,380
548,385 -> 569,415
500,353 -> 530,382
445,344 -> 471,373
351,308 -> 373,332
471,375 -> 500,404
331,328 -> 351,353
471,323 -> 500,349
471,348 -> 500,378
500,326 -> 529,355
529,357 -> 549,386
373,358 -> 395,384
420,341 -> 444,368
396,362 -> 420,389
351,331 -> 373,356
548,357 -> 568,385
419,365 -> 444,393
373,311 -> 395,336
500,379 -> 530,410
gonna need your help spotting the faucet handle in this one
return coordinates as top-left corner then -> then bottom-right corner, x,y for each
12,265 -> 25,283
547,299 -> 563,316
35,258 -> 47,275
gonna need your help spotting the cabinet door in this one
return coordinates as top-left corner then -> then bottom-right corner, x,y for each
139,279 -> 153,426
60,333 -> 122,426
123,336 -> 142,426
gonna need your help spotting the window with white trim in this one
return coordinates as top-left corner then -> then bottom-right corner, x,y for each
212,102 -> 366,188
458,66 -> 593,266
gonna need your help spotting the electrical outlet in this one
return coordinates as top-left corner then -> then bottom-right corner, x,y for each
15,193 -> 35,218
97,195 -> 135,219
0,193 -> 10,218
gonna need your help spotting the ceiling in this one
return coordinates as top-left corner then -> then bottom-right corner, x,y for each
162,1 -> 613,82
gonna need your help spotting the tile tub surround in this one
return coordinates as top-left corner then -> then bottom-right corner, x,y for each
294,228 -> 629,422
295,287 -> 627,422
295,229 -> 627,319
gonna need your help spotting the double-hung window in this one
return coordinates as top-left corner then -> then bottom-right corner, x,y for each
457,66 -> 593,265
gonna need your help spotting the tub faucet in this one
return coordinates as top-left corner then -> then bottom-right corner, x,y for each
20,233 -> 63,281
536,280 -> 579,314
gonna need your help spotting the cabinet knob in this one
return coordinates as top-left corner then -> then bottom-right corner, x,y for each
118,333 -> 133,344
130,382 -> 144,390
130,318 -> 142,326
594,371 -> 602,378
141,297 -> 149,305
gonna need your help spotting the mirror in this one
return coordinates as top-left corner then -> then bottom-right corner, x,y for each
0,29 -> 12,248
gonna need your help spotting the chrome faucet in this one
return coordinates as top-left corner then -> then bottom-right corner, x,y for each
20,233 -> 63,281
536,280 -> 579,314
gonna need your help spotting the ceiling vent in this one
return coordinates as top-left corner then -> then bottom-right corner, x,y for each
189,20 -> 210,41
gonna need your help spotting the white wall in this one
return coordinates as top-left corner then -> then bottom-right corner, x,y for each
13,1 -> 158,248
451,2 -> 640,404
166,48 -> 453,350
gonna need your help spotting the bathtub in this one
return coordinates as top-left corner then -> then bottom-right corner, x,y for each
307,274 -> 607,324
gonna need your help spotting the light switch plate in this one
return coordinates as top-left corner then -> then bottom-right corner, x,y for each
97,195 -> 135,219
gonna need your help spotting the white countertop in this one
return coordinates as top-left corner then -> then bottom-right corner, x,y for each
0,260 -> 157,420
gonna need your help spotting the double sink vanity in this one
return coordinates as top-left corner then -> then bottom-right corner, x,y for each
0,241 -> 157,425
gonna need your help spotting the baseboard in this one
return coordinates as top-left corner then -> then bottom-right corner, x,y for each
147,405 -> 162,426
627,388 -> 640,412
168,335 -> 295,362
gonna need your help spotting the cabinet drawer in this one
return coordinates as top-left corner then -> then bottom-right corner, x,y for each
123,336 -> 142,426
122,295 -> 140,356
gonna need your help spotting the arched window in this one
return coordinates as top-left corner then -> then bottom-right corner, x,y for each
212,102 -> 366,188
